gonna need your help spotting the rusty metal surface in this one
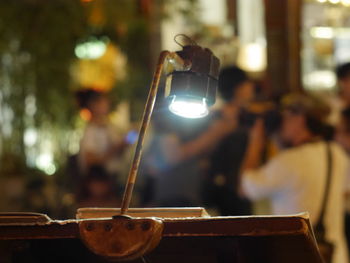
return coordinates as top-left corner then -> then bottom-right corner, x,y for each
120,51 -> 170,215
79,217 -> 163,261
0,212 -> 50,225
0,221 -> 78,240
76,207 -> 210,219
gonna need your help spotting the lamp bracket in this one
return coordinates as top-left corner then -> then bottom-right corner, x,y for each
166,52 -> 191,71
79,217 -> 164,261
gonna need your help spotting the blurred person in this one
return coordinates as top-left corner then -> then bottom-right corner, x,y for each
77,165 -> 120,208
76,89 -> 127,179
203,66 -> 255,215
337,63 -> 350,109
241,94 -> 348,263
335,108 -> 350,254
329,63 -> 350,125
335,108 -> 350,153
142,105 -> 237,207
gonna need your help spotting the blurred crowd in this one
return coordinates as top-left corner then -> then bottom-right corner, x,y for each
48,63 -> 350,263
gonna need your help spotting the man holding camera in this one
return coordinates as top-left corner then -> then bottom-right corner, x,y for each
204,66 -> 255,216
240,94 -> 349,263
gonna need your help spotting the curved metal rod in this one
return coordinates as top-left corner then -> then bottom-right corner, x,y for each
120,51 -> 171,215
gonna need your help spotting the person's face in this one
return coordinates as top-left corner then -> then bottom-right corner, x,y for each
335,118 -> 350,152
87,180 -> 110,199
234,81 -> 255,104
89,96 -> 110,117
339,77 -> 350,104
280,111 -> 305,145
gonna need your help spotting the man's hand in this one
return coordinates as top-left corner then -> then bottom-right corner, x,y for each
240,118 -> 266,172
250,118 -> 265,146
238,118 -> 266,197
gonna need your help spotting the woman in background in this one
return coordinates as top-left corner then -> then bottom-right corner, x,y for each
76,89 -> 128,194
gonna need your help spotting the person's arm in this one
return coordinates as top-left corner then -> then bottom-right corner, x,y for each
239,119 -> 292,199
240,119 -> 266,172
241,157 -> 292,200
344,157 -> 350,196
161,107 -> 238,165
240,146 -> 292,200
182,119 -> 237,157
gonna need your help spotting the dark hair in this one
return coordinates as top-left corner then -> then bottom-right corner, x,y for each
282,93 -> 332,138
283,107 -> 333,139
77,165 -> 115,201
336,63 -> 350,80
218,66 -> 249,102
305,116 -> 334,140
75,89 -> 103,109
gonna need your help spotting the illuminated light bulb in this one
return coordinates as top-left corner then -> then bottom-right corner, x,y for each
169,96 -> 209,119
329,0 -> 340,4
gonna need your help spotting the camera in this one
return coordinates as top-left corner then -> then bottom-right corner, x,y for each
239,100 -> 281,135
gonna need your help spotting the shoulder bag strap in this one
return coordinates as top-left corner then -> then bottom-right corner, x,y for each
315,142 -> 333,239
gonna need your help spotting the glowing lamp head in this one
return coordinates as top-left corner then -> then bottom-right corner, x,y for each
165,45 -> 220,119
169,96 -> 209,118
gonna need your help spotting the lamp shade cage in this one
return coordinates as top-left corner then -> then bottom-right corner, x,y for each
166,45 -> 220,118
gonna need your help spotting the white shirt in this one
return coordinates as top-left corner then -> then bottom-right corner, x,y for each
79,122 -> 122,174
242,141 -> 349,263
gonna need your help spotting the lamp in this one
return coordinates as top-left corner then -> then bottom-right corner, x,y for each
120,36 -> 220,215
166,44 -> 220,118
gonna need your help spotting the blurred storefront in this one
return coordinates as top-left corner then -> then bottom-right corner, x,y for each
302,0 -> 350,92
264,0 -> 350,95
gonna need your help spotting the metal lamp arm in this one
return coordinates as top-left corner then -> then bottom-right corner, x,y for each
120,50 -> 188,215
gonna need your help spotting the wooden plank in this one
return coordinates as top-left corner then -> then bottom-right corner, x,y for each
0,214 -> 312,239
0,214 -> 323,262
